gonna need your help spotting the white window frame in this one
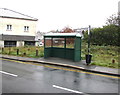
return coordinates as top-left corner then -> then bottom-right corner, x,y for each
6,25 -> 12,31
24,26 -> 29,32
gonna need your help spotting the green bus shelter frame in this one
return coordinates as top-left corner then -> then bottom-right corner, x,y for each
44,33 -> 82,62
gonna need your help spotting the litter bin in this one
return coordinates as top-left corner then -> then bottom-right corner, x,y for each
86,54 -> 92,65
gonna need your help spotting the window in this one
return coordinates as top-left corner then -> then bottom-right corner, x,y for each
6,25 -> 12,31
24,41 -> 35,46
53,38 -> 65,48
24,26 -> 29,32
4,41 -> 16,47
45,37 -> 52,47
66,38 -> 75,48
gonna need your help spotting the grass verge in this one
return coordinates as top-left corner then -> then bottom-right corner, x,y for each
0,44 -> 119,68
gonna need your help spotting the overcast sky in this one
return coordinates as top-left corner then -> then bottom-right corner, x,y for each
0,0 -> 119,32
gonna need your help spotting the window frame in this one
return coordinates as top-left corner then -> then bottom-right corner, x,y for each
6,25 -> 12,31
24,26 -> 29,32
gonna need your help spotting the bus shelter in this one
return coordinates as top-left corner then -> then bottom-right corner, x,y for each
44,33 -> 82,62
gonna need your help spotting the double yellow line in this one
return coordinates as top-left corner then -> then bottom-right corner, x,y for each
1,58 -> 120,79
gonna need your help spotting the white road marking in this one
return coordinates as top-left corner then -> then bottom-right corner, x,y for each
0,71 -> 18,77
53,85 -> 84,94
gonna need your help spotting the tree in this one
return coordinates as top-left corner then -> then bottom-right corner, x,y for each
60,27 -> 75,44
83,25 -> 119,46
83,13 -> 119,46
61,27 -> 75,33
106,14 -> 119,26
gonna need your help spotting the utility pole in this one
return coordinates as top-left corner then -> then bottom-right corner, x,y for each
88,25 -> 91,54
86,25 -> 92,65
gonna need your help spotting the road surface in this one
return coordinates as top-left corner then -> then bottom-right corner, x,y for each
0,58 -> 119,94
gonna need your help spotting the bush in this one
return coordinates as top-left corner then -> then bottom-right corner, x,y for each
83,25 -> 119,46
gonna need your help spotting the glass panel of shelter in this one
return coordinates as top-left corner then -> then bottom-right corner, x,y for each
53,38 -> 65,48
66,38 -> 75,49
45,37 -> 52,48
45,37 -> 75,49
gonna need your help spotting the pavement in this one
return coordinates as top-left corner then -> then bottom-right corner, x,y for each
0,54 -> 120,77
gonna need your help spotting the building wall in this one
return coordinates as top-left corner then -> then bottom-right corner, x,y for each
17,41 -> 24,47
0,40 -> 4,47
35,41 -> 39,46
0,17 -> 37,36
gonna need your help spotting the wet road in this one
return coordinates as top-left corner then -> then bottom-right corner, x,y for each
1,58 -> 119,94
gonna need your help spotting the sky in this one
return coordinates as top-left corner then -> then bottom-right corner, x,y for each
0,0 -> 119,32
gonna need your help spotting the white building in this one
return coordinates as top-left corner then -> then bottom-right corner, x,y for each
0,8 -> 38,47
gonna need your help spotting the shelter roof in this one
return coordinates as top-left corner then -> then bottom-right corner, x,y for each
44,33 -> 82,37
